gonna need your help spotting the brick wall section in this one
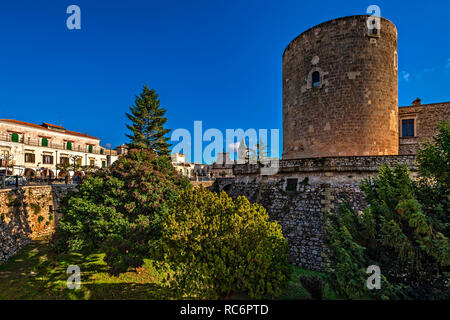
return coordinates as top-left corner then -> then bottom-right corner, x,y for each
0,185 -> 76,264
398,102 -> 450,155
283,15 -> 399,159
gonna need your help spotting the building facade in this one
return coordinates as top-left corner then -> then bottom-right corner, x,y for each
171,153 -> 212,180
0,119 -> 119,178
398,99 -> 450,155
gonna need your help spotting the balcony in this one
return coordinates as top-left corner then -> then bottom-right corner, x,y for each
0,133 -> 105,155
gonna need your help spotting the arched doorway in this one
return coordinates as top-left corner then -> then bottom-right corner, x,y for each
58,171 -> 68,178
74,171 -> 84,177
222,184 -> 232,193
24,168 -> 36,178
41,169 -> 54,178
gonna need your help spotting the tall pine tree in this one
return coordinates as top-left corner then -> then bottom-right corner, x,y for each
126,85 -> 171,156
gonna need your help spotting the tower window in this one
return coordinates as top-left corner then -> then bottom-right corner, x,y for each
312,71 -> 320,88
370,20 -> 378,35
402,119 -> 414,137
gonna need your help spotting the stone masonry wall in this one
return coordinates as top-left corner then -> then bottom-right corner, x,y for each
283,15 -> 399,159
215,155 -> 417,270
0,185 -> 76,264
222,179 -> 365,271
399,102 -> 450,155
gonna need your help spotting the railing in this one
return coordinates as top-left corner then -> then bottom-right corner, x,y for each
0,133 -> 107,155
0,175 -> 81,190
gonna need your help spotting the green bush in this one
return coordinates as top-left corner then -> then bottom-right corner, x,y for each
158,187 -> 290,299
325,164 -> 449,299
52,149 -> 189,274
325,122 -> 450,300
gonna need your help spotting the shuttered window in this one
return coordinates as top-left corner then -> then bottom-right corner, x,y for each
42,138 -> 48,147
88,145 -> 93,153
66,142 -> 72,150
11,133 -> 19,142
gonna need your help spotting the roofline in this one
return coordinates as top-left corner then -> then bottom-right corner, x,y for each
399,101 -> 450,108
0,119 -> 100,140
283,15 -> 397,56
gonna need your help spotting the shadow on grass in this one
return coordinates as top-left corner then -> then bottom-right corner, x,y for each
0,238 -> 174,300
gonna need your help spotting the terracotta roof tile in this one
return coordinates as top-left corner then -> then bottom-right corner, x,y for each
0,119 -> 100,140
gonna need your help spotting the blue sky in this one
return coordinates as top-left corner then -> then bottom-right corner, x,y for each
0,0 -> 449,162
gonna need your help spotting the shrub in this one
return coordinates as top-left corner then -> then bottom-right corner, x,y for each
158,186 -> 290,299
52,149 -> 190,273
325,165 -> 449,299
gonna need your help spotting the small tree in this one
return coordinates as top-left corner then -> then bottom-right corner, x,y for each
126,85 -> 171,156
53,149 -> 190,274
158,187 -> 290,299
325,122 -> 450,300
325,164 -> 449,300
417,121 -> 450,188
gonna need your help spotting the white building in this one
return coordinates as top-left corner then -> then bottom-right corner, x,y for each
0,119 -> 119,178
171,153 -> 212,180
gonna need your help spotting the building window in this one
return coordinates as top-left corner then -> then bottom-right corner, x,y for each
76,158 -> 82,166
24,153 -> 35,163
312,71 -> 320,88
102,160 -> 106,168
60,157 -> 69,165
89,159 -> 95,167
88,145 -> 93,153
11,133 -> 19,142
43,155 -> 53,164
100,148 -> 104,155
66,142 -> 72,150
402,119 -> 415,137
41,138 -> 48,147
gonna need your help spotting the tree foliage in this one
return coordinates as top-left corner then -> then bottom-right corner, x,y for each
53,149 -> 189,274
126,85 -> 171,156
157,187 -> 290,299
417,121 -> 450,188
325,123 -> 450,300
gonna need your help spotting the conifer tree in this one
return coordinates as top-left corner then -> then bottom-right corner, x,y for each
126,85 -> 171,156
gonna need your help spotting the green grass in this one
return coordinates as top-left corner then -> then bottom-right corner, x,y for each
0,237 -> 172,300
278,265 -> 340,300
0,238 -> 339,300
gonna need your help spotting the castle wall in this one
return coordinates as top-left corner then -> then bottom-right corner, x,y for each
0,185 -> 75,264
216,155 -> 417,270
283,15 -> 399,159
221,180 -> 365,270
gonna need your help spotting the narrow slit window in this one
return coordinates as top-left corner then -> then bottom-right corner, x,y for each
370,20 -> 378,35
312,71 -> 320,88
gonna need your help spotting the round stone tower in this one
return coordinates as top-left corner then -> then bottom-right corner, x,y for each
282,15 -> 399,159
